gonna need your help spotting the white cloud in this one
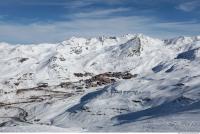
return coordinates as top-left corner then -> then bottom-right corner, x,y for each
72,8 -> 131,18
177,1 -> 200,12
8,0 -> 94,8
0,15 -> 199,44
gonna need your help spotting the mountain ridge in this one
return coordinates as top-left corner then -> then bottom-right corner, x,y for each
0,34 -> 200,132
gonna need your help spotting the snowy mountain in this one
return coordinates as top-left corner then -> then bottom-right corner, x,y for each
0,34 -> 200,132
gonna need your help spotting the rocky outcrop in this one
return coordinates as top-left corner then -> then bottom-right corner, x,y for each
74,72 -> 93,77
18,58 -> 29,63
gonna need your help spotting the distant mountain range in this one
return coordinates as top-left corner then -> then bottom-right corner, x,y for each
0,34 -> 200,132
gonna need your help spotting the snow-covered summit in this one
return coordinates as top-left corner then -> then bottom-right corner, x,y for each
0,34 -> 199,88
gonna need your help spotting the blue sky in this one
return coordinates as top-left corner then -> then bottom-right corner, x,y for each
0,0 -> 200,44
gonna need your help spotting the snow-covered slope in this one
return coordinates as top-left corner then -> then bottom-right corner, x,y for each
0,34 -> 200,132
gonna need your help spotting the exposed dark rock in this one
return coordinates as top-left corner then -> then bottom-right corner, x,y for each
75,90 -> 84,93
18,73 -> 34,80
59,57 -> 66,61
109,36 -> 117,39
74,73 -> 84,77
70,46 -> 82,54
59,82 -> 72,88
132,100 -> 141,103
174,83 -> 185,87
14,82 -> 20,86
121,73 -> 134,79
37,83 -> 48,88
34,119 -> 40,122
74,72 -> 93,77
75,86 -> 83,89
19,58 -> 29,63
